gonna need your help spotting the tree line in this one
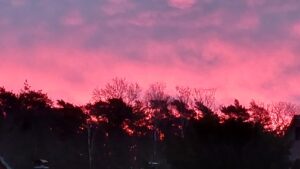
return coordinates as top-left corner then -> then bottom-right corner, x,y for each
0,78 -> 298,169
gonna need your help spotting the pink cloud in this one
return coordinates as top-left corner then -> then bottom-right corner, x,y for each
1,0 -> 300,107
195,10 -> 225,28
164,37 -> 300,104
10,0 -> 25,7
0,17 -> 9,27
1,36 -> 299,106
235,13 -> 260,30
264,1 -> 300,14
129,12 -> 158,27
61,10 -> 84,26
291,22 -> 300,37
167,0 -> 196,9
245,0 -> 267,7
0,46 -> 118,104
109,38 -> 298,105
100,0 -> 136,16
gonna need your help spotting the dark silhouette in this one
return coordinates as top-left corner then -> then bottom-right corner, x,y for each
0,80 -> 297,169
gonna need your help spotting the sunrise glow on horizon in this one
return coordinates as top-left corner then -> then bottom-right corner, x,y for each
1,0 -> 300,105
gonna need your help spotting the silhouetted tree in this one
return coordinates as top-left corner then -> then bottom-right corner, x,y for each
54,100 -> 87,137
0,81 -> 296,169
193,88 -> 216,110
0,87 -> 19,129
221,99 -> 249,122
269,102 -> 296,135
17,81 -> 52,131
165,100 -> 291,169
87,98 -> 137,169
249,101 -> 272,130
93,78 -> 141,105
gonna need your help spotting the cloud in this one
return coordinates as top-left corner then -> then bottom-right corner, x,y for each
245,0 -> 267,7
1,0 -> 300,105
100,0 -> 136,16
61,10 -> 84,26
1,36 -> 299,105
291,22 -> 300,37
129,12 -> 158,27
167,0 -> 196,9
10,0 -> 25,7
235,13 -> 260,30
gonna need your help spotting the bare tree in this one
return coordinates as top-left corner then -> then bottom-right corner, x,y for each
268,102 -> 298,135
175,86 -> 192,107
145,82 -> 169,103
192,88 -> 216,111
126,82 -> 141,105
144,82 -> 170,164
173,86 -> 193,138
93,77 -> 141,105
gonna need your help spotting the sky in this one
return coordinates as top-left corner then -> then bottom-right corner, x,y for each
0,0 -> 300,105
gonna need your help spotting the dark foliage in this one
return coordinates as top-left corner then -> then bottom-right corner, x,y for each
0,85 -> 293,169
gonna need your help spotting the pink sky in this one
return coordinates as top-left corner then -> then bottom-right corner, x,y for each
1,0 -> 300,105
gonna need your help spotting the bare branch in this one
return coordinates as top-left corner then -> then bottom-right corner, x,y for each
192,88 -> 216,110
93,77 -> 141,105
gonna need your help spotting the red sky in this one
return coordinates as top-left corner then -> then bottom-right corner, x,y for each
1,0 -> 300,105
